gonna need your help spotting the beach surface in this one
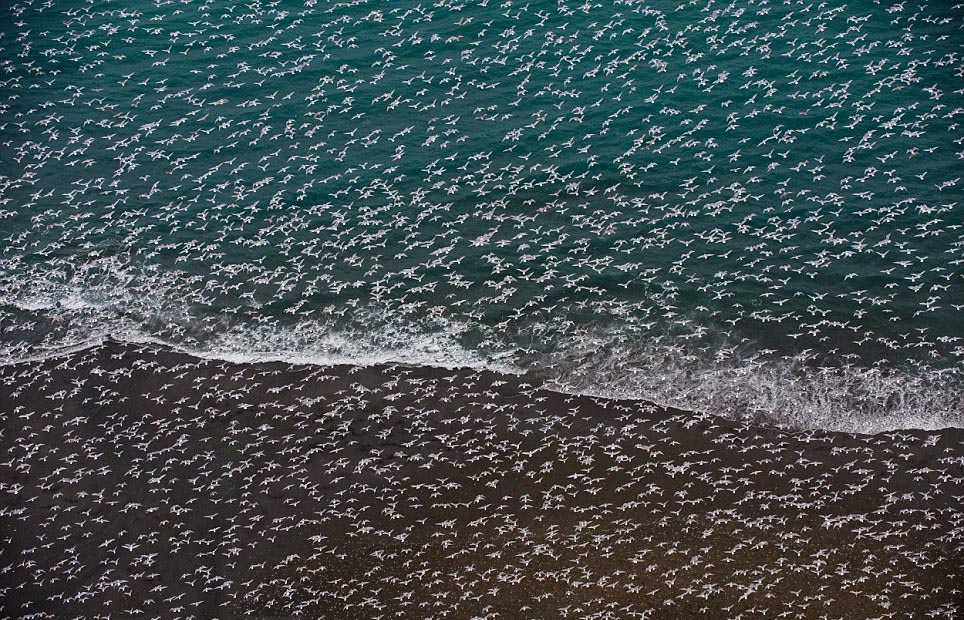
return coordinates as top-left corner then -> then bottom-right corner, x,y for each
1,342 -> 962,619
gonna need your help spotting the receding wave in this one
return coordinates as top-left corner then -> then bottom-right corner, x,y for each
535,333 -> 963,435
1,288 -> 959,434
0,297 -> 515,374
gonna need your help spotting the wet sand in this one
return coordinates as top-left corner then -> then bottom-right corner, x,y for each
1,342 -> 962,619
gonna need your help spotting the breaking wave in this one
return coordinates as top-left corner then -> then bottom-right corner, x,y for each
535,332 -> 963,435
1,284 -> 959,435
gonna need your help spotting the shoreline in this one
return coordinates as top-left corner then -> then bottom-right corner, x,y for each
4,335 -> 959,435
1,341 -> 962,618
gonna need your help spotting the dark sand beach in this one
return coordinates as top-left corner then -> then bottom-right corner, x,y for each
1,342 -> 962,619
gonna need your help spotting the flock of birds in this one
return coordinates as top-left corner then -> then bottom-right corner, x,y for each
0,0 -> 961,430
0,0 -> 962,616
0,342 -> 962,619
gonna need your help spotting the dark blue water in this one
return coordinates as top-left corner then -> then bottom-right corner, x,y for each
0,0 -> 962,432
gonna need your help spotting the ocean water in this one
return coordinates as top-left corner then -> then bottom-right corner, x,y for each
0,0 -> 961,432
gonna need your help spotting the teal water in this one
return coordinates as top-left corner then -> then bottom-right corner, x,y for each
0,0 -> 962,432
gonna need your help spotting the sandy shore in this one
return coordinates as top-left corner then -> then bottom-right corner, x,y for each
1,341 -> 961,619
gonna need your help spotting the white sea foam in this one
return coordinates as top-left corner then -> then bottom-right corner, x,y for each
1,290 -> 960,434
2,290 -> 108,312
534,331 -> 964,434
0,299 -> 520,374
173,320 -> 522,373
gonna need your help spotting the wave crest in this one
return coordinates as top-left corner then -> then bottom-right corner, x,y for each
535,335 -> 963,434
2,288 -> 960,433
